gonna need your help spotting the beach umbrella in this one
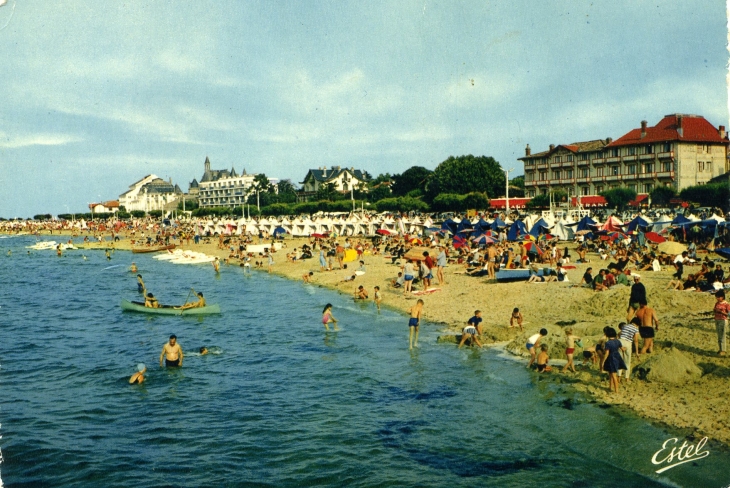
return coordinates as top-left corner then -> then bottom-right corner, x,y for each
657,241 -> 686,255
522,240 -> 543,254
452,235 -> 467,249
644,231 -> 666,244
376,229 -> 392,235
472,234 -> 496,245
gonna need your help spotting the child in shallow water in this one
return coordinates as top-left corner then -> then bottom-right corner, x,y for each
536,344 -> 551,373
562,328 -> 581,374
322,303 -> 339,331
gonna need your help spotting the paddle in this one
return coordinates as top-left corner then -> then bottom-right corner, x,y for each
179,287 -> 195,315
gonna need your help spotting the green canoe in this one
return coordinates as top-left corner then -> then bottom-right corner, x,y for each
121,299 -> 221,315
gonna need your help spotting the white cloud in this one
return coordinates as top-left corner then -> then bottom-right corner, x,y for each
0,131 -> 82,149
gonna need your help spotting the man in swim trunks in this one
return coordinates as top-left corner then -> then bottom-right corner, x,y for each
178,291 -> 206,310
635,303 -> 658,354
408,299 -> 423,350
160,335 -> 183,367
486,244 -> 498,279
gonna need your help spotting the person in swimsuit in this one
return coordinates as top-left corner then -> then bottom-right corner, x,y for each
458,311 -> 483,348
403,260 -> 415,295
355,285 -> 369,300
562,328 -> 581,373
302,272 -> 314,283
322,303 -> 339,331
130,262 -> 138,273
408,299 -> 424,350
636,303 -> 659,354
145,292 -> 159,308
160,335 -> 183,367
536,344 -> 551,373
526,328 -> 548,368
129,363 -> 146,384
200,347 -> 209,355
137,274 -> 145,294
177,291 -> 206,310
373,286 -> 382,311
510,308 -> 523,331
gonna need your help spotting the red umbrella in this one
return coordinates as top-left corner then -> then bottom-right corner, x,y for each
376,229 -> 392,235
453,235 -> 467,249
645,231 -> 666,244
522,240 -> 543,255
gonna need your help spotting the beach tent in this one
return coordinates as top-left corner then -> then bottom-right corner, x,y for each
625,216 -> 653,233
507,220 -> 528,241
441,219 -> 459,234
671,214 -> 691,226
473,219 -> 491,235
652,214 -> 673,233
574,216 -> 597,232
528,218 -> 551,238
490,218 -> 507,231
273,226 -> 287,237
456,219 -> 473,237
600,216 -> 624,232
552,219 -> 575,241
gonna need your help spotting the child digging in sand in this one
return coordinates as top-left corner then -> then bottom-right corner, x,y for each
510,308 -> 523,331
458,311 -> 484,349
536,344 -> 551,373
562,328 -> 581,373
526,328 -> 548,368
408,299 -> 424,349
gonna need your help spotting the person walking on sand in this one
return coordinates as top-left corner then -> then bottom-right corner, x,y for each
160,335 -> 183,367
436,245 -> 447,285
526,328 -> 548,368
322,303 -> 339,331
636,303 -> 659,354
602,327 -> 627,394
408,299 -> 424,350
713,290 -> 730,356
626,275 -> 647,322
618,320 -> 640,382
486,243 -> 498,280
510,308 -> 523,331
319,248 -> 328,271
561,328 -> 581,374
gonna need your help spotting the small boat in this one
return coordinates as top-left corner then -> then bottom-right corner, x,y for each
132,244 -> 176,254
495,268 -> 545,282
121,299 -> 221,315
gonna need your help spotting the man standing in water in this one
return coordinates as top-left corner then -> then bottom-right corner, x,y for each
408,299 -> 424,350
160,335 -> 183,367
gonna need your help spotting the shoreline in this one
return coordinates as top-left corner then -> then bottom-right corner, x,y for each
11,230 -> 730,445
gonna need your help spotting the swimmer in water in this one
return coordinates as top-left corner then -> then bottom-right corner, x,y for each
322,303 -> 339,331
213,257 -> 220,273
200,347 -> 209,355
130,262 -> 138,273
105,250 -> 111,261
137,274 -> 145,294
129,363 -> 146,384
160,335 -> 183,367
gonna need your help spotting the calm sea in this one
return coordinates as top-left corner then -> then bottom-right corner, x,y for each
1,235 -> 729,488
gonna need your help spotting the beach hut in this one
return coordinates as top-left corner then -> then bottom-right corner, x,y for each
507,220 -> 528,241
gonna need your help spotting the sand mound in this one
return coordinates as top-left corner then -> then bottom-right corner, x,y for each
637,348 -> 702,384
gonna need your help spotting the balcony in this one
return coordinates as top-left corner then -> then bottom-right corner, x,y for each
638,172 -> 657,180
623,155 -> 637,162
592,158 -> 606,165
577,159 -> 590,166
605,175 -> 622,182
639,153 -> 655,160
658,151 -> 674,159
606,157 -> 621,163
576,177 -> 590,184
656,171 -> 675,179
562,161 -> 575,167
536,162 -> 549,169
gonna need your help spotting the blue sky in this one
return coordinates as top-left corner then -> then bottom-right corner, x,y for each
0,1 -> 727,217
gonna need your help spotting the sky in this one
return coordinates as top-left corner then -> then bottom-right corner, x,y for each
0,0 -> 727,217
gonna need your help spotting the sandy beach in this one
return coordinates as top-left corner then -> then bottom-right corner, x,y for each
28,231 -> 730,445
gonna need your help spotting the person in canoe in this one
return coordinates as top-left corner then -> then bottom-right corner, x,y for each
176,291 -> 206,310
145,292 -> 159,308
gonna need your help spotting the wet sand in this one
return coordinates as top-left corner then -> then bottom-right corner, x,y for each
25,231 -> 730,444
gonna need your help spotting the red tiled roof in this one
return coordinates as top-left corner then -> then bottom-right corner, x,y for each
489,198 -> 531,209
607,114 -> 728,147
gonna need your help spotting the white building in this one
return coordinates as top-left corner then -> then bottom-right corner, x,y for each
119,174 -> 183,213
197,157 -> 277,208
300,166 -> 368,193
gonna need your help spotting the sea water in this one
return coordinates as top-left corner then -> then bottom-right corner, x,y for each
1,236 -> 729,487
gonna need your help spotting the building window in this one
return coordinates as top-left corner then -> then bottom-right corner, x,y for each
662,161 -> 672,172
567,155 -> 574,162
707,161 -> 712,173
628,147 -> 636,156
627,164 -> 637,175
528,190 -> 535,197
644,184 -> 653,193
554,156 -> 561,163
539,171 -> 547,181
541,189 -> 548,196
553,170 -> 561,180
565,169 -> 573,179
580,168 -> 589,178
646,144 -> 653,154
644,163 -> 654,173
611,148 -> 619,157
581,187 -> 590,196
580,153 -> 589,161
628,184 -> 637,192
611,166 -> 619,176
698,161 -> 705,172
664,143 -> 672,152
595,185 -> 604,193
596,167 -> 604,177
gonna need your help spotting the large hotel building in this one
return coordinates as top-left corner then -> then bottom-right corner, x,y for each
520,114 -> 729,198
